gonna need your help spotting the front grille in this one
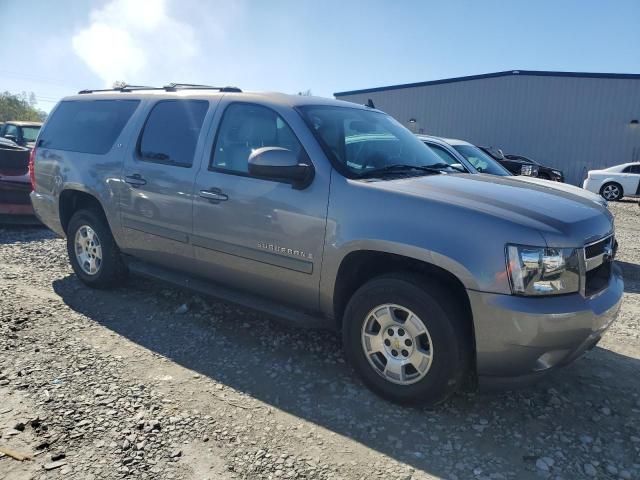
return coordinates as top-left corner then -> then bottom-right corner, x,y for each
585,237 -> 609,258
583,234 -> 615,297
585,261 -> 612,297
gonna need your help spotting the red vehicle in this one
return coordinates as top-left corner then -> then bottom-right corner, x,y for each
0,139 -> 36,223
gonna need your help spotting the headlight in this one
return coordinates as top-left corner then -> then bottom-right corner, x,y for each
506,245 -> 580,295
520,165 -> 539,176
551,170 -> 562,176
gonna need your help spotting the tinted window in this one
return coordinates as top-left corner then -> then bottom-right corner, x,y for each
211,103 -> 303,173
427,143 -> 461,166
4,124 -> 19,138
453,144 -> 512,176
139,100 -> 208,167
40,100 -> 139,154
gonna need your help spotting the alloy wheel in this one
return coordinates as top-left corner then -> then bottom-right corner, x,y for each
74,225 -> 103,275
602,184 -> 620,200
361,303 -> 434,385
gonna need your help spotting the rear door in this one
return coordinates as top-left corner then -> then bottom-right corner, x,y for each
119,98 -> 215,268
191,100 -> 330,310
620,164 -> 640,196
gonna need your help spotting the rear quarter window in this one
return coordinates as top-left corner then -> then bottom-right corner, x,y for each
40,100 -> 140,154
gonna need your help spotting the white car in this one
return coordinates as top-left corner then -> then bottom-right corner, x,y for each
583,162 -> 640,201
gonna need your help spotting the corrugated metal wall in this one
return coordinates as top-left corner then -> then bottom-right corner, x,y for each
335,75 -> 640,185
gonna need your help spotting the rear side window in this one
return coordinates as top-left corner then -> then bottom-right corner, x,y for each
138,100 -> 208,167
40,100 -> 139,154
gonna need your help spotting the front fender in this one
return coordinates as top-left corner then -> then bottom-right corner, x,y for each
319,239 -> 480,319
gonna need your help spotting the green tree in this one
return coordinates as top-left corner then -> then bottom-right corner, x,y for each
0,91 -> 48,122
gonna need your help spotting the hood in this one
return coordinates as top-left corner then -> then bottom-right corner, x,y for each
512,176 -> 607,207
366,173 -> 613,247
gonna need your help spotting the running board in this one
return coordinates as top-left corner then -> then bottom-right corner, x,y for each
124,258 -> 331,330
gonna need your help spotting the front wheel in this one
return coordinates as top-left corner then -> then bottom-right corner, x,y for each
66,209 -> 127,288
342,274 -> 470,406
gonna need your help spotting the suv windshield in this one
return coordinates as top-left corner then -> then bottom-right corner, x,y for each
453,144 -> 511,176
298,106 -> 456,178
21,126 -> 41,142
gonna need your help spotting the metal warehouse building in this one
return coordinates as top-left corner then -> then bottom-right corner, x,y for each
334,70 -> 640,185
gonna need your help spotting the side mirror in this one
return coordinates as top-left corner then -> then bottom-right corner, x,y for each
4,134 -> 18,144
248,147 -> 314,189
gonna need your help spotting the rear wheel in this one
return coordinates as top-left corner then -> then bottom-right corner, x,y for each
66,209 -> 127,288
600,182 -> 623,201
342,273 -> 470,406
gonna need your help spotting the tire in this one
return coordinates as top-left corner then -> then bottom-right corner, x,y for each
66,208 -> 127,288
600,182 -> 623,201
342,273 -> 470,406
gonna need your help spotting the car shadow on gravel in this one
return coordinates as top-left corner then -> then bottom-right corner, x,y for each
617,261 -> 640,293
52,273 -> 640,479
0,224 -> 53,245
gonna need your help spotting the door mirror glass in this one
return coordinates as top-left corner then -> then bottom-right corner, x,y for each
248,147 -> 314,189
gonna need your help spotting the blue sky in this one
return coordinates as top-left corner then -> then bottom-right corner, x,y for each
2,0 -> 639,112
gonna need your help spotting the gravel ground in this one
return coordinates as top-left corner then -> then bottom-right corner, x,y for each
0,201 -> 639,480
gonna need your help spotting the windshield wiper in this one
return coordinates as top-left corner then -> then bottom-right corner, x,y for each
358,163 -> 446,178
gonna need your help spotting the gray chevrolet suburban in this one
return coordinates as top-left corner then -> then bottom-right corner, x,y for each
30,85 -> 624,405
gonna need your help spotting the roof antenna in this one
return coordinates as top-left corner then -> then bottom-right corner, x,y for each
366,98 -> 375,108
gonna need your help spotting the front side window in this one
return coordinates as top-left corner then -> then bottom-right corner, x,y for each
211,103 -> 303,174
139,100 -> 208,167
427,143 -> 464,168
298,106 -> 454,178
453,144 -> 511,176
40,100 -> 140,154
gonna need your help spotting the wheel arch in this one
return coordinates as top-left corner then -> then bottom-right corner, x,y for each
331,248 -> 478,387
59,188 -> 109,234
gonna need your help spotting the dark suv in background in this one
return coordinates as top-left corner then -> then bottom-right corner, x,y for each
479,146 -> 564,182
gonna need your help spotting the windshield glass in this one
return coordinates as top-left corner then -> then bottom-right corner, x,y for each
298,106 -> 456,177
21,126 -> 41,142
453,144 -> 511,176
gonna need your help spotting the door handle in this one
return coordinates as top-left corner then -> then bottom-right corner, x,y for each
199,188 -> 228,202
125,174 -> 147,187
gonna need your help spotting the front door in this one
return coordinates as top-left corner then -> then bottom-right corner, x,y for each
191,100 -> 330,310
119,99 -> 213,268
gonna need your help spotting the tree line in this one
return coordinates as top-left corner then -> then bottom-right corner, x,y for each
0,91 -> 48,122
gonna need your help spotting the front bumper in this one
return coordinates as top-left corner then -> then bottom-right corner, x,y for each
469,263 -> 623,387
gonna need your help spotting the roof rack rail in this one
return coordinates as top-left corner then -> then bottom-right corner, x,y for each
78,85 -> 164,94
78,83 -> 243,95
163,83 -> 242,92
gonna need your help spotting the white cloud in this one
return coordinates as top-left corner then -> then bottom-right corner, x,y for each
72,0 -> 200,87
